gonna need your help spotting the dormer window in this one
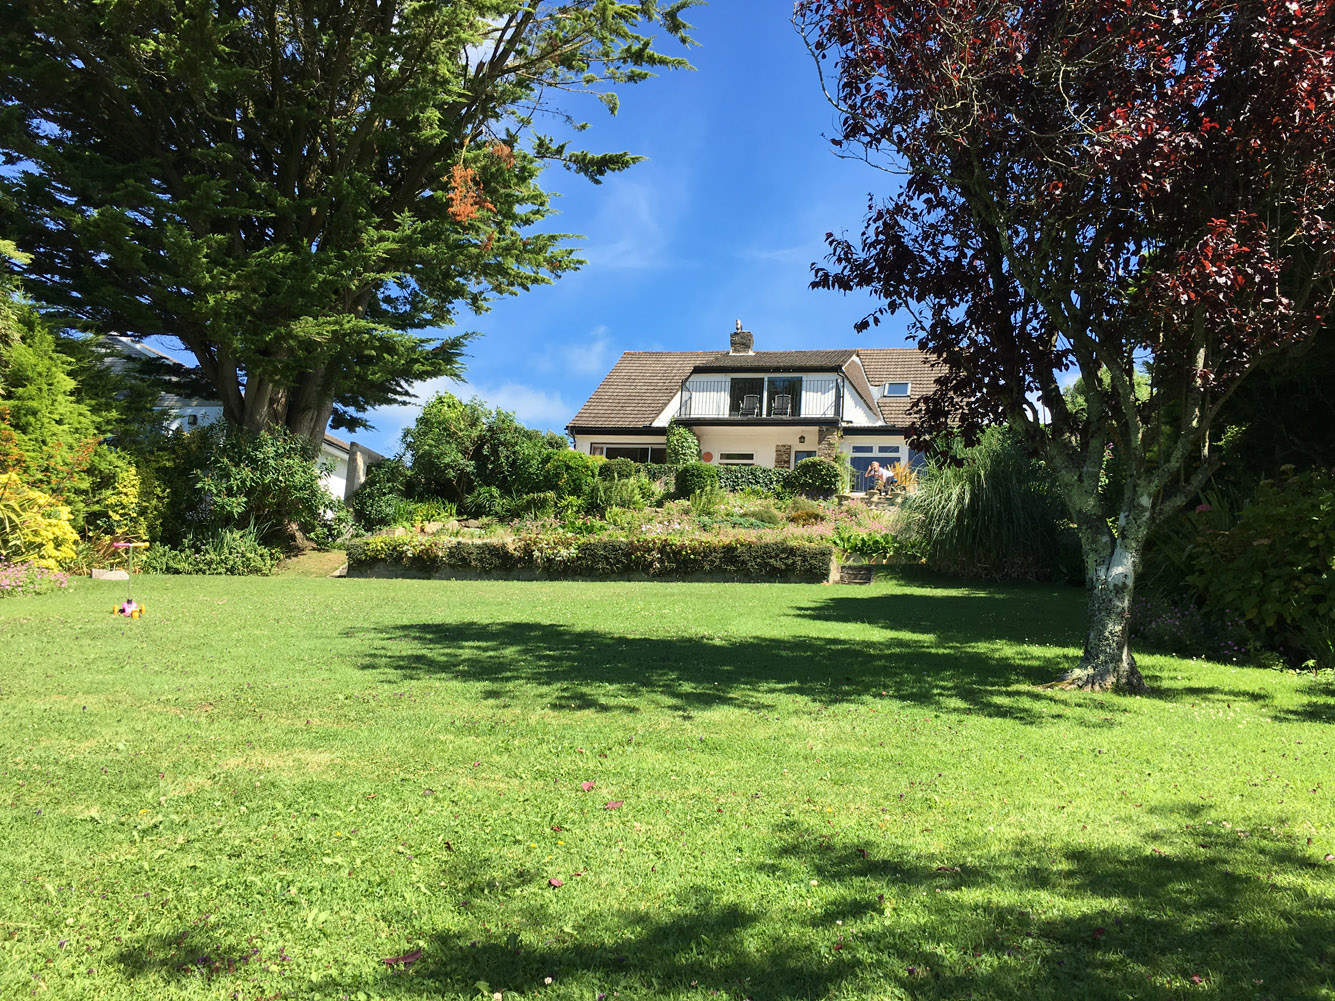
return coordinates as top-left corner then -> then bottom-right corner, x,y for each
883,382 -> 910,397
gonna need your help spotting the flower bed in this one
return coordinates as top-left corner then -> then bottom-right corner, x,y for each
0,560 -> 72,598
347,533 -> 835,583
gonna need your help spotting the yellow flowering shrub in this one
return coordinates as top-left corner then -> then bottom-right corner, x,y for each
0,472 -> 79,569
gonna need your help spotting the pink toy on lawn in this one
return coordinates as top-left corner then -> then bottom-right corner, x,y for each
111,541 -> 149,619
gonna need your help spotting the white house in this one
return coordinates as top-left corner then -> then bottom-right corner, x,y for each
567,323 -> 942,482
104,337 -> 383,500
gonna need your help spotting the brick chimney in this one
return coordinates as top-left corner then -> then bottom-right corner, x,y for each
729,319 -> 754,355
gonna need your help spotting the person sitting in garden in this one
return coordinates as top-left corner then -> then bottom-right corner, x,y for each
863,462 -> 888,494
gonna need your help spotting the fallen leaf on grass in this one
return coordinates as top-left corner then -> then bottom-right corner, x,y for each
580,781 -> 595,792
934,865 -> 960,873
382,947 -> 421,967
548,878 -> 564,888
604,800 -> 623,810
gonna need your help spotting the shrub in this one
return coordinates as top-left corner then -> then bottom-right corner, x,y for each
80,447 -> 150,541
904,428 -> 1070,580
348,533 -> 835,582
0,559 -> 71,597
790,457 -> 842,497
347,458 -> 413,529
675,461 -> 718,497
787,508 -> 826,525
599,457 -> 637,481
1189,468 -> 1335,668
140,525 -> 283,575
665,423 -> 700,464
1128,593 -> 1253,663
0,472 -> 79,569
640,462 -> 680,485
541,450 -> 598,500
716,465 -> 791,494
832,526 -> 924,563
511,491 -> 559,519
464,484 -> 507,518
744,504 -> 784,525
157,423 -> 337,545
689,483 -> 725,516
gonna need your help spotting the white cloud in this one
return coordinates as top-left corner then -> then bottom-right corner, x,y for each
580,175 -> 680,271
558,326 -> 614,376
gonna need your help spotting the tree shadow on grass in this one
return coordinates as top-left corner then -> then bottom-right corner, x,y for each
349,613 -> 1084,724
285,803 -> 1334,1001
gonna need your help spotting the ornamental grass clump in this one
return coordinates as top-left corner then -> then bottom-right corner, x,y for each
904,429 -> 1070,580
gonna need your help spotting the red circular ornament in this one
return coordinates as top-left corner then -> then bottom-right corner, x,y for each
701,451 -> 713,462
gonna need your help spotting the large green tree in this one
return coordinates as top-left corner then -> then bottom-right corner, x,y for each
0,1 -> 694,444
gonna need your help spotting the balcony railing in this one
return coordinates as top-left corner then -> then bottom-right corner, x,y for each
677,377 -> 841,419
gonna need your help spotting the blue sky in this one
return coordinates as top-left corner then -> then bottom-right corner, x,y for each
357,4 -> 913,455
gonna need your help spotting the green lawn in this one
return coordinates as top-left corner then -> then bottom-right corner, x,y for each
2,573 -> 1333,1001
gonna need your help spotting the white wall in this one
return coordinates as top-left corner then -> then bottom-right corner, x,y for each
694,426 -> 826,469
319,446 -> 350,501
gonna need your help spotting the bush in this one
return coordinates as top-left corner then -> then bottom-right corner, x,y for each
348,533 -> 835,582
80,446 -> 152,541
789,457 -> 842,497
0,472 -> 79,569
347,458 -> 413,529
832,526 -> 924,563
464,484 -> 507,518
744,504 -> 784,525
716,465 -> 791,494
787,508 -> 827,525
675,461 -> 718,497
0,558 -> 72,597
1188,468 -> 1335,668
689,483 -> 725,516
157,423 -> 337,545
541,450 -> 598,500
903,428 -> 1070,580
640,462 -> 680,485
599,457 -> 637,481
140,526 -> 283,575
665,423 -> 700,464
508,491 -> 558,519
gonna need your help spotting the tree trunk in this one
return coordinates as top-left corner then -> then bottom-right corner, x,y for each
1063,538 -> 1148,693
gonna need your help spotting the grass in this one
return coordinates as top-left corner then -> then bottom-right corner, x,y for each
1,571 -> 1333,1001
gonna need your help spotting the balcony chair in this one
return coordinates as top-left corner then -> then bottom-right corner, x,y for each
770,394 -> 792,417
738,394 -> 761,418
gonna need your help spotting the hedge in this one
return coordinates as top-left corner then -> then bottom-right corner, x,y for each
715,465 -> 791,494
347,534 -> 834,582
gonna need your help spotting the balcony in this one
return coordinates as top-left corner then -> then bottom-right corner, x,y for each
678,376 -> 842,420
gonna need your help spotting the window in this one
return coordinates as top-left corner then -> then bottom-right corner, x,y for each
883,382 -> 910,397
593,445 -> 668,462
850,445 -> 874,454
766,376 -> 802,417
793,450 -> 817,464
729,378 -> 763,417
187,413 -> 199,426
719,451 -> 755,465
878,445 -> 901,454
